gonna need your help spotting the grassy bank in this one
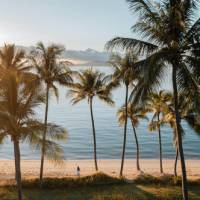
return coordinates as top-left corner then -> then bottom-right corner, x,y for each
1,173 -> 200,200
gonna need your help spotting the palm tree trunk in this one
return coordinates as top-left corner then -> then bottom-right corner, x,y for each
89,97 -> 98,171
40,84 -> 49,187
172,65 -> 188,200
120,84 -> 129,177
131,122 -> 140,171
174,147 -> 179,177
13,139 -> 22,200
157,113 -> 163,174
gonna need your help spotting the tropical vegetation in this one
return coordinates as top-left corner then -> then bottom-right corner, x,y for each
0,0 -> 200,200
0,44 -> 69,200
106,1 -> 200,199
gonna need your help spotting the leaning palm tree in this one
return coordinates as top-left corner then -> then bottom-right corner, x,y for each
67,68 -> 114,171
148,90 -> 172,174
30,42 -> 73,186
109,53 -> 139,176
117,103 -> 148,171
105,1 -> 200,198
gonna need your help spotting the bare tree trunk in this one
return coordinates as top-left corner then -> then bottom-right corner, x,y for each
131,122 -> 140,171
120,84 -> 129,176
89,97 -> 98,171
13,139 -> 22,200
174,147 -> 179,177
157,113 -> 163,174
172,65 -> 188,200
40,84 -> 49,187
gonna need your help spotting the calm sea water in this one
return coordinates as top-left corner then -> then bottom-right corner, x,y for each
0,66 -> 199,160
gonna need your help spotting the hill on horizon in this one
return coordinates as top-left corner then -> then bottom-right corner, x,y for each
16,46 -> 111,66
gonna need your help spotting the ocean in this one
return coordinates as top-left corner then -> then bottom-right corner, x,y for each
0,66 -> 199,160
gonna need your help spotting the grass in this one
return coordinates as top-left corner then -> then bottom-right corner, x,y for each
1,173 -> 200,200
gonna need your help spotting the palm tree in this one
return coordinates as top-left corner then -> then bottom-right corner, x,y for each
0,71 -> 68,200
162,93 -> 196,177
30,42 -> 73,186
117,103 -> 148,171
0,70 -> 44,200
161,92 -> 194,177
148,91 -> 172,174
67,68 -> 114,171
161,110 -> 179,177
109,53 -> 139,176
105,1 -> 200,198
0,44 -> 41,200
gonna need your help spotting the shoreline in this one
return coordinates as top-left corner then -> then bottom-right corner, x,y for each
0,159 -> 199,181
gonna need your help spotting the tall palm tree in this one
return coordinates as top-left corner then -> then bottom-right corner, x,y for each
162,110 -> 179,176
0,72 -> 68,200
109,53 -> 139,176
117,103 -> 148,171
67,68 -> 114,171
105,1 -> 200,198
30,42 -> 73,186
148,90 -> 172,174
0,70 -> 44,200
0,44 -> 40,200
161,94 -> 188,177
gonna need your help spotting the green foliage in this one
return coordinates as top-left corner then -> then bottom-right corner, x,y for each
21,173 -> 125,189
1,175 -> 200,200
0,173 -> 195,189
106,0 -> 200,108
117,102 -> 148,127
147,90 -> 172,130
134,174 -> 180,186
27,122 -> 68,163
30,42 -> 74,99
184,111 -> 200,137
108,53 -> 139,87
67,68 -> 114,106
0,51 -> 44,144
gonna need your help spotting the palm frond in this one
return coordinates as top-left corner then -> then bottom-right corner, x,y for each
105,37 -> 158,55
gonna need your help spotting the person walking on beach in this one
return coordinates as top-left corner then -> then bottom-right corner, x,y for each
77,166 -> 80,177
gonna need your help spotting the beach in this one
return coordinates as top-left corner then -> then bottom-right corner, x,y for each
0,159 -> 199,181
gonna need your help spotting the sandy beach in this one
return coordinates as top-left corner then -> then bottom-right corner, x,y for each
0,159 -> 199,181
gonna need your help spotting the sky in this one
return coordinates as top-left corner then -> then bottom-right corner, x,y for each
0,0 -> 137,51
